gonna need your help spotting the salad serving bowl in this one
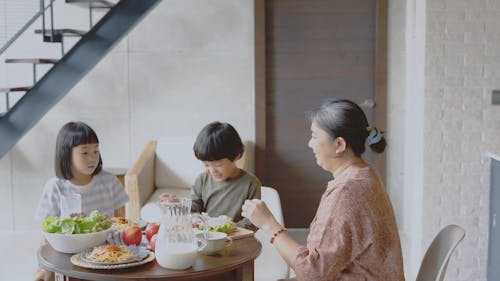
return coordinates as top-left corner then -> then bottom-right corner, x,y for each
41,210 -> 113,254
44,228 -> 113,254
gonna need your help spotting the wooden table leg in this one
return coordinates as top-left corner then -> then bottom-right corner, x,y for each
235,260 -> 254,281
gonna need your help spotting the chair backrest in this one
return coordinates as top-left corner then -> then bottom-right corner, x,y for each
255,186 -> 289,281
261,186 -> 285,225
416,224 -> 465,281
155,137 -> 202,190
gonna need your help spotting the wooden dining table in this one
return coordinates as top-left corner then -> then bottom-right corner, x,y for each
38,236 -> 262,281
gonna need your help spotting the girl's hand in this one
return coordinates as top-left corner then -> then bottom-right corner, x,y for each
241,199 -> 280,232
34,268 -> 52,281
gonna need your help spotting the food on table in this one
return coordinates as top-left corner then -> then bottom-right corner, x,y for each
111,217 -> 139,231
111,216 -> 129,225
198,213 -> 237,234
87,245 -> 135,263
42,210 -> 112,234
121,225 -> 142,246
145,222 -> 160,240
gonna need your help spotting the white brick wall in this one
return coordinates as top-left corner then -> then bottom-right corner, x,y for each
425,0 -> 500,280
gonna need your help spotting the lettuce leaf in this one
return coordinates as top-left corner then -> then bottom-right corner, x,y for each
41,210 -> 111,234
198,213 -> 237,233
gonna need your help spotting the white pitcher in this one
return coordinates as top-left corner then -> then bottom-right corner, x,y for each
155,198 -> 208,270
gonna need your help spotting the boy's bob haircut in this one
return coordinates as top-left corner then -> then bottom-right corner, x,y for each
193,121 -> 244,162
55,121 -> 103,180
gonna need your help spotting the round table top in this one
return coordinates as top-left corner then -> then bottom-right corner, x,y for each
38,237 -> 261,281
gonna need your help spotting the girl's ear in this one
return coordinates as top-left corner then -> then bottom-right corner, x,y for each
334,137 -> 347,155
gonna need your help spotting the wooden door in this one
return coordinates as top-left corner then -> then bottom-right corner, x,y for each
255,0 -> 387,227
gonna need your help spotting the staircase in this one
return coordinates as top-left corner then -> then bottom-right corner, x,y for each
0,0 -> 160,158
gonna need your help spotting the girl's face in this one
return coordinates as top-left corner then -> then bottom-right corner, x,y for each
308,120 -> 338,172
71,143 -> 100,177
203,158 -> 240,182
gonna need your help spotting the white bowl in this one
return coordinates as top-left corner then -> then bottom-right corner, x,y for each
43,228 -> 113,254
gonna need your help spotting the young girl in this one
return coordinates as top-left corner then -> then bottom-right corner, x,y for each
34,121 -> 129,281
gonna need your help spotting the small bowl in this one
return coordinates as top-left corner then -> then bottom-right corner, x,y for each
43,228 -> 113,254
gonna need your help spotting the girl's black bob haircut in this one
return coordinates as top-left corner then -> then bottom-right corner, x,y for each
55,121 -> 102,179
193,121 -> 244,162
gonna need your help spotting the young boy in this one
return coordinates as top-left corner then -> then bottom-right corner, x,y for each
161,121 -> 261,230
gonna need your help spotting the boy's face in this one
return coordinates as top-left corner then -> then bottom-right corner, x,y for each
203,158 -> 240,182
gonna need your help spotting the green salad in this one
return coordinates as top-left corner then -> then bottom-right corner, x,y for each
198,213 -> 237,233
202,221 -> 237,233
42,210 -> 112,234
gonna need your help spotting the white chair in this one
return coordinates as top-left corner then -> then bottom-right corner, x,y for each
416,224 -> 465,281
255,186 -> 290,281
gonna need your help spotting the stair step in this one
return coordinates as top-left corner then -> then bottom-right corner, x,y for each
65,0 -> 114,8
0,0 -> 161,158
0,87 -> 30,93
35,28 -> 86,37
5,58 -> 58,64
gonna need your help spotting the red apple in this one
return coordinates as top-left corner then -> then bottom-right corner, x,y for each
150,233 -> 157,251
122,226 -> 142,246
145,222 -> 160,240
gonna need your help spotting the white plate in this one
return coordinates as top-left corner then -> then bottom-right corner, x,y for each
80,245 -> 149,265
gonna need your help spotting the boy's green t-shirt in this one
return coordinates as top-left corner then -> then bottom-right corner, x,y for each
190,169 -> 261,230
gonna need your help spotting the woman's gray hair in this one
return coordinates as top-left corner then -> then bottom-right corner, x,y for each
308,99 -> 386,156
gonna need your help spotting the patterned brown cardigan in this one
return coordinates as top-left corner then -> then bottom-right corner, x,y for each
287,165 -> 405,281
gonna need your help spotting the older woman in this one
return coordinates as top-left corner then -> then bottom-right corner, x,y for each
242,99 -> 405,281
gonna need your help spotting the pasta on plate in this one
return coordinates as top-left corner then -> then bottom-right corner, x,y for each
86,245 -> 135,263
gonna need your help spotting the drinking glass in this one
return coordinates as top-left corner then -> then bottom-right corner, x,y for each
60,193 -> 82,217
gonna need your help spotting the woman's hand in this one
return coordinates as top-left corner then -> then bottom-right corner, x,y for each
241,199 -> 280,232
34,268 -> 52,281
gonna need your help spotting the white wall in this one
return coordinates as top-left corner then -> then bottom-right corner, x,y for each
0,0 -> 256,278
388,0 -> 500,280
423,0 -> 500,280
388,0 -> 410,277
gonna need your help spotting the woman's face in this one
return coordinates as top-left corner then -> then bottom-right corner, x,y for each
308,120 -> 337,172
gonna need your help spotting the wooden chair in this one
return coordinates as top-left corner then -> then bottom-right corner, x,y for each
124,137 -> 253,220
416,224 -> 465,281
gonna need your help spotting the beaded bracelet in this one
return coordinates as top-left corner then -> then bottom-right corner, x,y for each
270,227 -> 287,244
